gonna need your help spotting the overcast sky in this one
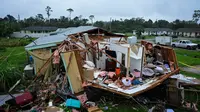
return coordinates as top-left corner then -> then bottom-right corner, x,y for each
0,0 -> 199,22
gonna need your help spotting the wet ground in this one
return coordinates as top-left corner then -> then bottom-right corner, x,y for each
181,65 -> 200,74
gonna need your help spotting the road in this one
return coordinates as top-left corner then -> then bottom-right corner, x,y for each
181,65 -> 200,75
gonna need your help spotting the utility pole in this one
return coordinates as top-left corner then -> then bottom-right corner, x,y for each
110,17 -> 112,32
18,14 -> 20,22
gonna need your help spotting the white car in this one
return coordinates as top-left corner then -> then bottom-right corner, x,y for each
171,40 -> 198,50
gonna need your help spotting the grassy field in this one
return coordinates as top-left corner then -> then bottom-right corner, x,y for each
125,33 -> 133,37
191,39 -> 200,44
0,38 -> 29,92
0,46 -> 26,70
0,37 -> 35,47
144,36 -> 155,39
174,48 -> 200,67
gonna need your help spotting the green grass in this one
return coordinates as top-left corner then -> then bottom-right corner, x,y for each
144,36 -> 155,39
191,39 -> 200,44
125,33 -> 133,37
0,46 -> 26,70
0,46 -> 27,92
175,48 -> 200,67
0,37 -> 36,47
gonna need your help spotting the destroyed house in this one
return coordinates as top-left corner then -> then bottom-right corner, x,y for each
25,26 -> 179,98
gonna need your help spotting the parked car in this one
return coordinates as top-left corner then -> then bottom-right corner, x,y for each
155,36 -> 172,45
171,40 -> 198,50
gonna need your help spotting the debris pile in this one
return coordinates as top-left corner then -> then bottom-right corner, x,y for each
1,27 -> 200,111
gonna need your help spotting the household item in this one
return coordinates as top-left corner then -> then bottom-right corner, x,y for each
154,46 -> 164,63
145,63 -> 156,69
142,68 -> 154,76
154,66 -> 164,74
83,61 -> 95,70
83,69 -> 94,81
133,69 -> 141,78
106,59 -> 116,71
24,64 -> 34,76
132,79 -> 142,85
115,67 -> 121,76
6,92 -> 33,106
99,71 -> 107,77
164,64 -> 170,69
122,78 -> 132,86
66,99 -> 81,108
107,72 -> 116,78
46,106 -> 64,112
76,93 -> 88,105
88,106 -> 103,112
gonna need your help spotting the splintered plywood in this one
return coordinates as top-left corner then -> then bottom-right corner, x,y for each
61,51 -> 83,94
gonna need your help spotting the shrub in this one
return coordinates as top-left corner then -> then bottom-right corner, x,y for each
0,47 -> 6,52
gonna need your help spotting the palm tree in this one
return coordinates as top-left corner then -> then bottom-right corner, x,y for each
45,6 -> 53,21
89,15 -> 95,25
67,8 -> 74,20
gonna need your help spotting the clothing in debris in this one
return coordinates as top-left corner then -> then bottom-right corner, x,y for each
53,50 -> 60,64
142,68 -> 154,76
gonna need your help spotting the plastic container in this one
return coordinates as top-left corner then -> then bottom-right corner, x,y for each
115,67 -> 121,76
66,99 -> 81,108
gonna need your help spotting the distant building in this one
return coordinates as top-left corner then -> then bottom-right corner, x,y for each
176,28 -> 200,37
11,26 -> 58,38
133,28 -> 174,36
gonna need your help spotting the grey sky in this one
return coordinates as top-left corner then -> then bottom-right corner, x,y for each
0,0 -> 199,21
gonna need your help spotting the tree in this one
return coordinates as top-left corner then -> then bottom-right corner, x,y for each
78,15 -> 82,20
36,14 -> 44,21
4,15 -> 16,22
193,10 -> 200,23
157,20 -> 169,28
89,15 -> 95,25
45,6 -> 53,20
144,19 -> 153,28
67,8 -> 74,20
135,25 -> 144,39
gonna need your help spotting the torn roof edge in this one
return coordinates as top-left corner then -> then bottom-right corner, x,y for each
25,26 -> 126,50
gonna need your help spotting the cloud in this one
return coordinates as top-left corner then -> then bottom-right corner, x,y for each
0,0 -> 199,21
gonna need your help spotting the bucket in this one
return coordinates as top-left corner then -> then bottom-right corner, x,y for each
115,67 -> 121,76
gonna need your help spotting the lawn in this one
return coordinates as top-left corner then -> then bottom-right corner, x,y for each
191,39 -> 200,44
125,33 -> 133,37
0,46 -> 27,70
0,37 -> 35,47
0,38 -> 29,92
144,36 -> 155,39
174,48 -> 200,67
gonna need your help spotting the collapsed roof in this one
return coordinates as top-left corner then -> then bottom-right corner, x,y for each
25,26 -> 125,50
